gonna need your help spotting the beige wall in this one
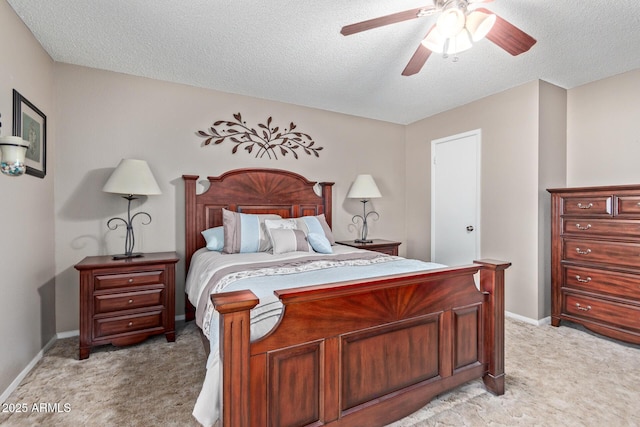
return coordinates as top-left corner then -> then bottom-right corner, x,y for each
567,69 -> 640,186
0,1 -> 56,397
537,82 -> 567,318
53,63 -> 407,332
406,81 -> 546,320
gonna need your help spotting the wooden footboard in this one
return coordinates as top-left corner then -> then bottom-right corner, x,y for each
212,259 -> 510,427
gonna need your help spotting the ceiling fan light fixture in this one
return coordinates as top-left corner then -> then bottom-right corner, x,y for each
436,8 -> 465,37
422,29 -> 446,53
465,10 -> 496,41
422,28 -> 472,56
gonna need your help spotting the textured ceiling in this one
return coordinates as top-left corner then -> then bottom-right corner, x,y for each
7,0 -> 640,124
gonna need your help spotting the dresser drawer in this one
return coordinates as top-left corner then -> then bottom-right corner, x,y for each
562,218 -> 640,238
616,195 -> 640,216
94,311 -> 163,338
94,288 -> 164,314
564,293 -> 640,331
562,196 -> 612,216
564,266 -> 640,300
95,270 -> 165,291
563,239 -> 640,268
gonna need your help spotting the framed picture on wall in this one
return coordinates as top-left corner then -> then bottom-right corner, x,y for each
12,89 -> 47,178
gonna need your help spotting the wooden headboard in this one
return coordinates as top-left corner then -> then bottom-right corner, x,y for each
183,168 -> 335,272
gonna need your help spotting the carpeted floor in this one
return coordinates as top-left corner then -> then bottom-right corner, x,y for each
1,318 -> 638,427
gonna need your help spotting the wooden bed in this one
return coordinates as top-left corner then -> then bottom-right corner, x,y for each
183,168 -> 510,427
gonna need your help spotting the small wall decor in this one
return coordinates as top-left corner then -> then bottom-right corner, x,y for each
197,112 -> 323,159
13,89 -> 47,178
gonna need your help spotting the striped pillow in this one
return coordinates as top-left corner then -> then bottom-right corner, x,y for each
269,228 -> 312,254
294,214 -> 335,245
222,208 -> 282,253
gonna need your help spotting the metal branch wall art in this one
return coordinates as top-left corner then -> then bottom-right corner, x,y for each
197,113 -> 323,160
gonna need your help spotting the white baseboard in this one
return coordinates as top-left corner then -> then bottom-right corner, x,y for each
506,311 -> 551,326
0,335 -> 57,403
57,329 -> 79,339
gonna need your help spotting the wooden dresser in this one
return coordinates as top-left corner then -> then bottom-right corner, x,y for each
75,251 -> 179,359
548,185 -> 640,344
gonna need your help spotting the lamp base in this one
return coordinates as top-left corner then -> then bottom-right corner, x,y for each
112,253 -> 144,260
354,239 -> 373,244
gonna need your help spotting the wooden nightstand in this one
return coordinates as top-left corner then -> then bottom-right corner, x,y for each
336,239 -> 401,256
74,251 -> 179,359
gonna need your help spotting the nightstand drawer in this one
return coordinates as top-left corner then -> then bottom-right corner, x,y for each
94,288 -> 164,314
94,311 -> 163,338
95,270 -> 164,291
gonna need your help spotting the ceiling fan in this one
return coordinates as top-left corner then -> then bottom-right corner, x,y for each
341,0 -> 536,76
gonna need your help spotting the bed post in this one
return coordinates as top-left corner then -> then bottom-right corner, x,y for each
183,175 -> 199,322
212,290 -> 259,427
318,182 -> 334,228
475,259 -> 510,396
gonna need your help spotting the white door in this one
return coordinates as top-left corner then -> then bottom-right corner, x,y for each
431,130 -> 481,265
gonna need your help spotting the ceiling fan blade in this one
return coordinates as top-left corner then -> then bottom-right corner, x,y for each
402,27 -> 436,76
341,6 -> 432,36
477,8 -> 536,56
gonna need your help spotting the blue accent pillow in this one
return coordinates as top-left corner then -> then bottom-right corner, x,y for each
201,226 -> 224,251
307,233 -> 333,254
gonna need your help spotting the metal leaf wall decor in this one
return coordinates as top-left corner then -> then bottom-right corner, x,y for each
197,113 -> 323,160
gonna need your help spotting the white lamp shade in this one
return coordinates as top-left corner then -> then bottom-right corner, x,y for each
422,28 -> 472,55
436,8 -> 465,38
347,174 -> 381,199
465,11 -> 496,42
103,159 -> 162,196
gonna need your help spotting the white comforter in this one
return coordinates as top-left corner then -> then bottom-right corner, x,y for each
185,246 -> 444,427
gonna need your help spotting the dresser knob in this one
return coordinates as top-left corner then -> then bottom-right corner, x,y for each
128,278 -> 134,283
577,202 -> 593,209
575,303 -> 592,311
575,248 -> 591,255
128,299 -> 134,304
128,321 -> 133,327
575,275 -> 592,283
575,223 -> 591,230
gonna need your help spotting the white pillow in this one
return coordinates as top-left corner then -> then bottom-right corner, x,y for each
269,228 -> 312,254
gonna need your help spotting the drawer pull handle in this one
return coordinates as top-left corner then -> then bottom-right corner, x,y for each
128,321 -> 134,327
128,278 -> 134,283
128,299 -> 134,304
575,223 -> 591,230
575,275 -> 591,283
577,202 -> 593,209
575,248 -> 591,255
575,303 -> 592,311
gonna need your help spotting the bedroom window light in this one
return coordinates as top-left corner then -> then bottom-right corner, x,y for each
347,174 -> 381,243
103,159 -> 162,259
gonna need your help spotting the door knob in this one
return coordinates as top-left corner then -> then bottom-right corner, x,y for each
466,226 -> 474,232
